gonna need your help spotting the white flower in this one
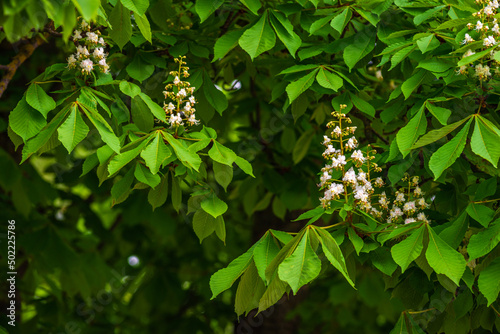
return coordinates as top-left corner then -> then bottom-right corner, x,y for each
67,54 -> 77,68
98,58 -> 109,73
93,47 -> 105,59
177,88 -> 187,98
99,37 -> 106,46
463,33 -> 474,44
403,201 -> 416,212
73,30 -> 82,40
475,64 -> 492,78
333,126 -> 342,137
187,113 -> 200,126
86,32 -> 99,43
417,198 -> 428,208
189,95 -> 196,104
389,206 -> 404,219
414,186 -> 423,196
351,150 -> 365,163
354,185 -> 369,203
463,49 -> 475,58
323,135 -> 331,145
417,212 -> 428,222
404,218 -> 416,225
492,0 -> 500,9
328,183 -> 344,197
363,181 -> 373,193
76,45 -> 89,58
345,137 -> 358,150
184,102 -> 192,112
174,76 -> 180,85
323,145 -> 337,156
476,20 -> 483,31
320,171 -> 331,186
379,196 -> 388,208
493,24 -> 500,34
484,35 -> 496,47
332,155 -> 347,168
371,207 -> 382,217
395,192 -> 405,203
357,170 -> 367,182
166,102 -> 175,112
81,20 -> 89,30
467,22 -> 473,29
484,5 -> 494,15
374,177 -> 384,187
80,59 -> 93,74
343,167 -> 356,184
169,113 -> 184,126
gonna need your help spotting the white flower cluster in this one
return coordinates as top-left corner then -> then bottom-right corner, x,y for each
458,1 -> 500,79
318,105 -> 431,226
162,56 -> 200,128
67,19 -> 109,75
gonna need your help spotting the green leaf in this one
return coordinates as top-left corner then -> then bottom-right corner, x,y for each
350,92 -> 375,117
425,102 -> 451,125
138,93 -> 167,122
478,257 -> 500,306
213,29 -> 244,61
140,132 -> 171,175
120,0 -> 148,16
57,105 -> 89,153
292,129 -> 315,164
210,245 -> 256,299
466,202 -> 495,228
119,81 -> 141,98
82,105 -> 121,154
234,156 -> 255,177
467,219 -> 500,260
108,136 -> 151,175
439,210 -> 469,249
258,274 -> 288,312
414,5 -> 445,25
240,0 -> 261,15
26,84 -> 56,118
330,7 -> 352,34
253,232 -> 280,282
238,11 -> 276,60
314,228 -> 354,287
278,230 -> 321,294
235,261 -> 266,316
109,1 -> 132,50
72,0 -> 99,21
111,167 -> 135,205
389,45 -> 416,71
429,118 -> 472,180
401,69 -> 427,99
391,225 -> 425,272
279,64 -> 318,75
309,15 -> 333,35
416,34 -> 439,54
9,97 -> 47,142
203,72 -> 227,115
343,27 -> 376,71
195,0 -> 224,23
471,115 -> 500,167
396,107 -> 426,157
208,141 -> 237,166
417,60 -> 454,73
126,54 -> 154,83
371,247 -> 398,276
412,116 -> 472,149
457,47 -> 494,66
134,12 -> 152,43
269,11 -> 301,57
192,209 -> 217,243
316,68 -> 343,92
148,175 -> 168,211
286,69 -> 318,104
425,225 -> 466,286
201,193 -> 228,218
171,172 -> 182,211
134,163 -> 161,188
213,161 -> 233,191
162,131 -> 201,171
131,95 -> 153,132
215,215 -> 226,243
348,227 -> 364,255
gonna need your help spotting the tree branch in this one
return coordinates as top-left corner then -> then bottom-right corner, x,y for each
0,34 -> 46,98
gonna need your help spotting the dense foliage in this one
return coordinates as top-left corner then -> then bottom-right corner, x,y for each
1,0 -> 500,333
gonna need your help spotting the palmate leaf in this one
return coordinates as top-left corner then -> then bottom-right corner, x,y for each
253,231 -> 281,282
343,27 -> 376,71
429,118 -> 472,180
134,163 -> 161,188
425,225 -> 466,286
57,104 -> 89,153
258,274 -> 288,313
162,131 -> 201,171
478,257 -> 500,306
9,96 -> 47,142
26,84 -> 56,118
391,225 -> 425,272
81,105 -> 121,154
412,116 -> 472,149
286,69 -> 318,104
278,228 -> 321,294
108,135 -> 152,175
269,11 -> 301,58
208,140 -> 237,166
471,115 -> 500,167
213,29 -> 244,61
235,261 -> 266,316
316,68 -> 343,92
238,11 -> 276,60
